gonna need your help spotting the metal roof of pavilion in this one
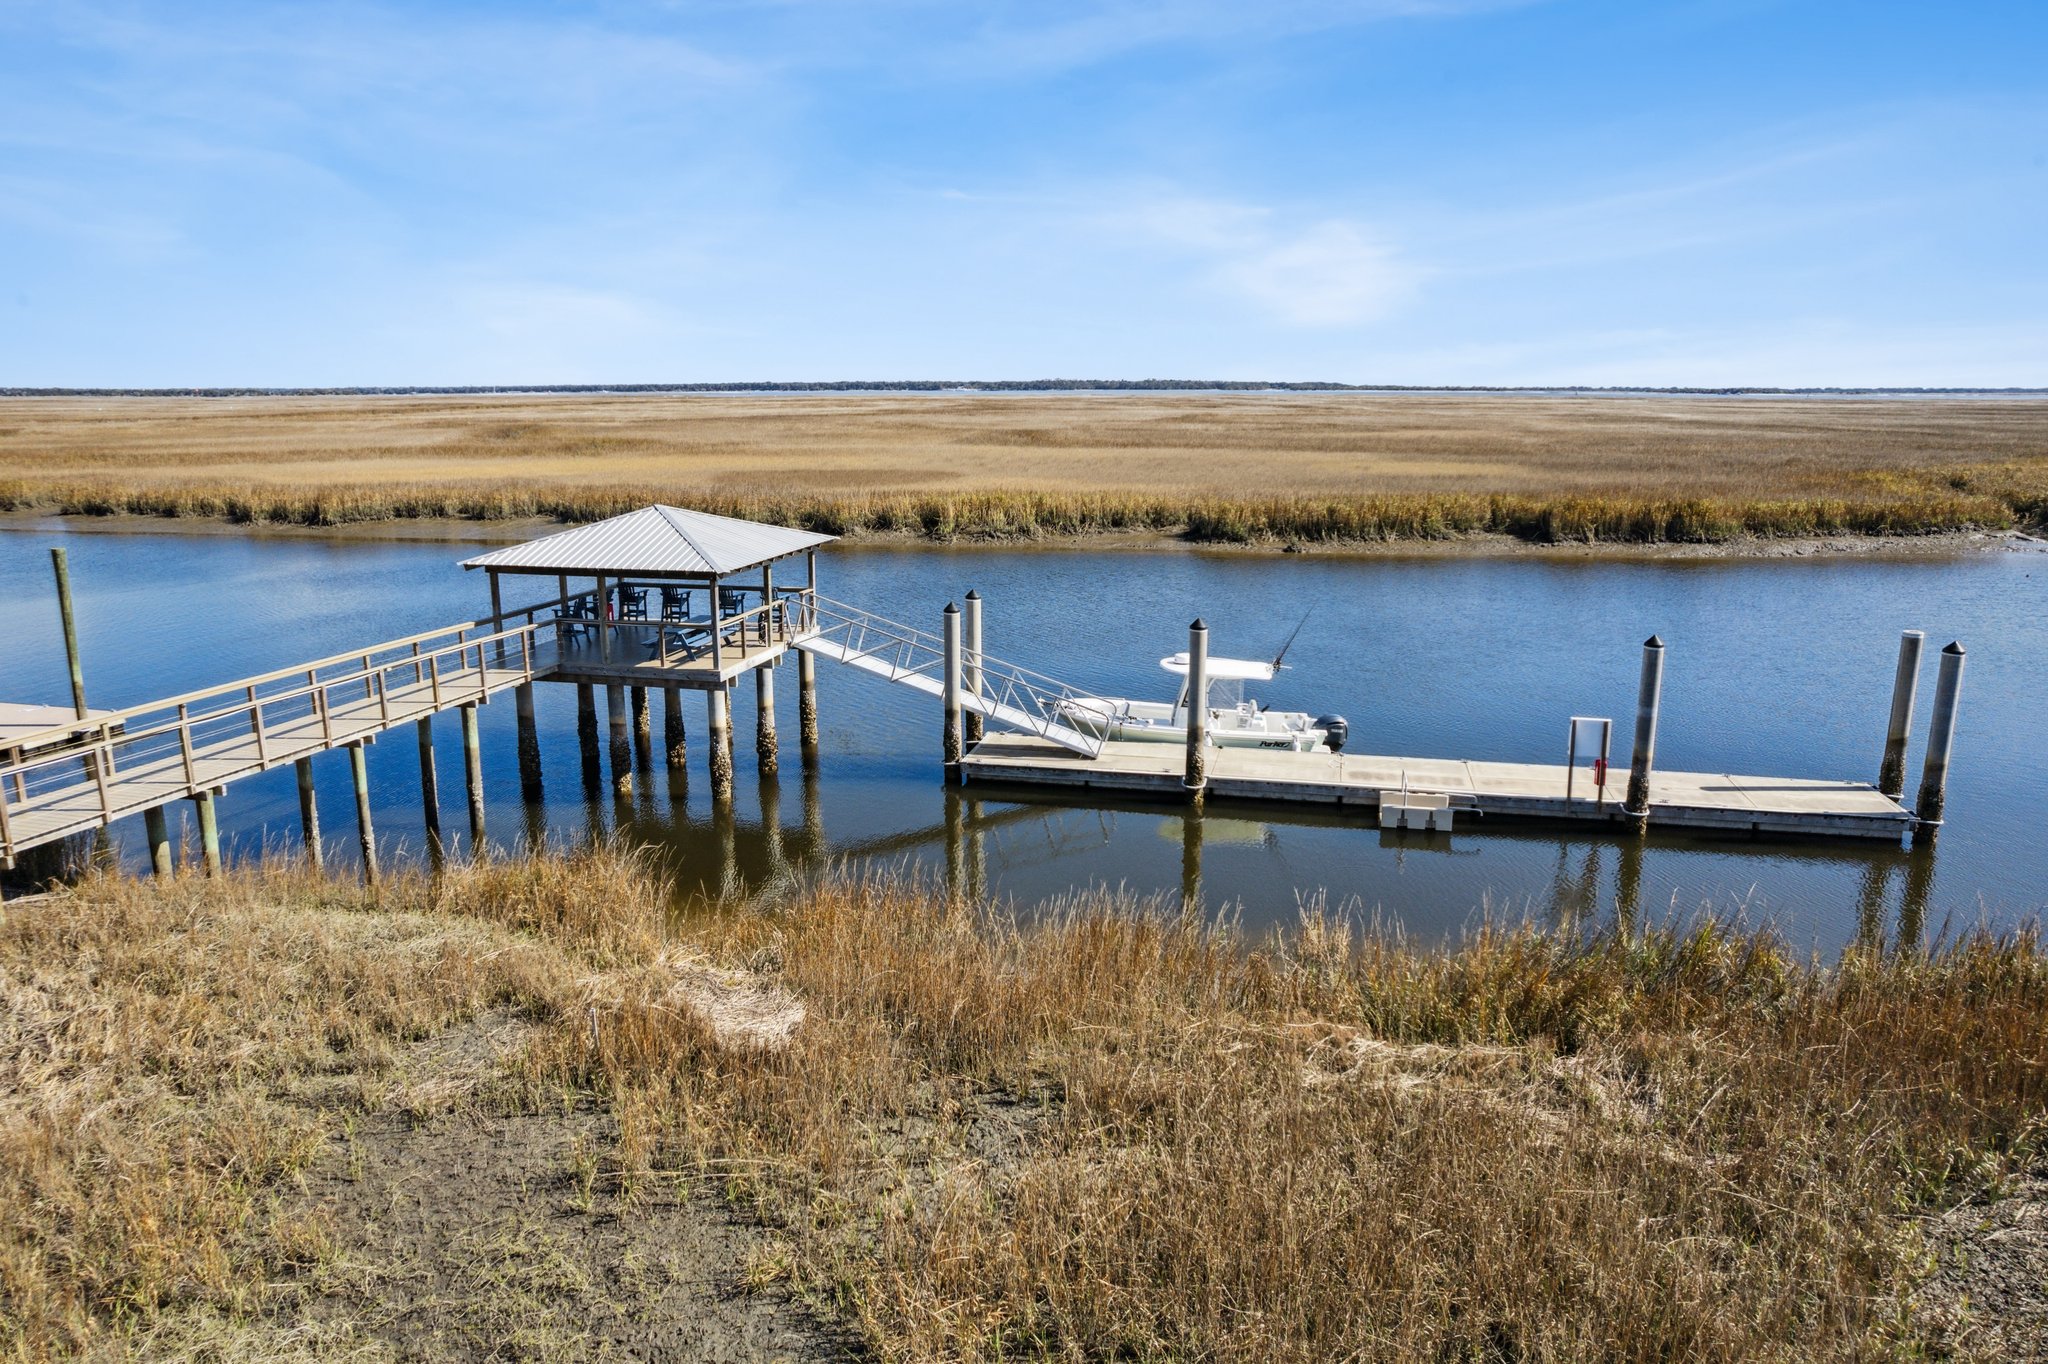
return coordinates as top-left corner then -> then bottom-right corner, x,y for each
460,505 -> 836,577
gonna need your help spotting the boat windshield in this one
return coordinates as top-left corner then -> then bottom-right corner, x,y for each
1171,674 -> 1249,720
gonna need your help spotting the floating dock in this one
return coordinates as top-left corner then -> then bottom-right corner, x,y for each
960,736 -> 1917,841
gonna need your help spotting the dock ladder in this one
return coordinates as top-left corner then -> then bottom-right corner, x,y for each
796,596 -> 1107,757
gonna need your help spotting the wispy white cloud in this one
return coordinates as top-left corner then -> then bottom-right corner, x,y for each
1098,192 -> 1423,326
920,0 -> 1540,75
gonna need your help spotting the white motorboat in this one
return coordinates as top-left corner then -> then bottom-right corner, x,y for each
1058,652 -> 1348,753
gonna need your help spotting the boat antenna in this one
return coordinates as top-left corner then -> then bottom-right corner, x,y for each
1271,609 -> 1312,670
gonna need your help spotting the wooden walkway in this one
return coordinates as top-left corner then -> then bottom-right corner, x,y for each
959,736 -> 1916,840
0,616 -> 552,865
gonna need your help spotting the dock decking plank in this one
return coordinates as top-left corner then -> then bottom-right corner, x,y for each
959,736 -> 1912,840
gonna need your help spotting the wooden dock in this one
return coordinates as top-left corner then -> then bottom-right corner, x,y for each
5,507 -> 1956,875
0,615 -> 548,864
959,736 -> 1916,840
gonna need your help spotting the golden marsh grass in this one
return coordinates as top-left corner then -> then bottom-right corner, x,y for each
2,391 -> 2043,543
5,847 -> 2045,1358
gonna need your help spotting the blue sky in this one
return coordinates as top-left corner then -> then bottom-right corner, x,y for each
3,1 -> 2044,386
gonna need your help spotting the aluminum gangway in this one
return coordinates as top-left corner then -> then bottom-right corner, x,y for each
795,596 -> 1106,758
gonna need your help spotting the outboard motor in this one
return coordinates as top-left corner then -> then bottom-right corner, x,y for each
1315,715 -> 1349,753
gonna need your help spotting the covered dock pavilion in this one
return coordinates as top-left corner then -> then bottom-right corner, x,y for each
464,505 -> 837,797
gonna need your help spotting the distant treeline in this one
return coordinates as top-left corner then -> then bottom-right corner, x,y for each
5,381 -> 2045,398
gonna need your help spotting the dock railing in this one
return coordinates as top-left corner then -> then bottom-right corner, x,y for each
560,586 -> 814,671
0,606 -> 566,865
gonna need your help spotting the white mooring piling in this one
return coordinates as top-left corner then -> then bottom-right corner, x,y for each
942,603 -> 964,780
1623,635 -> 1665,824
1183,619 -> 1210,803
1879,630 -> 1925,801
1913,642 -> 1966,842
963,590 -> 985,746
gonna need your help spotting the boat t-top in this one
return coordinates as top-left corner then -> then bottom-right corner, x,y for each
1057,649 -> 1347,753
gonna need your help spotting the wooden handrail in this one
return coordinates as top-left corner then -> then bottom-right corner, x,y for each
2,616 -> 547,753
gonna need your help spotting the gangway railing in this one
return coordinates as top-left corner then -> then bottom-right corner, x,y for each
797,596 -> 1107,758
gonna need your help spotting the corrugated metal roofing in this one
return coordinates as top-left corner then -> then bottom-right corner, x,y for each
460,505 -> 836,576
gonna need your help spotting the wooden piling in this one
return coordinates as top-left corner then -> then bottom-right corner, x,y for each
708,687 -> 734,800
1878,630 -> 1925,800
514,681 -> 543,798
632,685 -> 651,768
575,682 -> 601,787
797,648 -> 820,766
144,804 -> 173,879
606,684 -> 633,797
1913,642 -> 1966,841
461,702 -> 485,855
1624,635 -> 1665,823
755,666 -> 779,777
942,603 -> 963,780
416,716 -> 443,858
194,790 -> 222,877
1183,619 -> 1209,803
963,590 -> 985,745
50,548 -> 90,721
663,687 -> 687,770
349,742 -> 377,886
50,547 -> 101,787
295,755 -> 322,871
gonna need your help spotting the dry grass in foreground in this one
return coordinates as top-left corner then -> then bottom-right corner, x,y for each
4,849 -> 2047,1361
3,391 -> 2045,544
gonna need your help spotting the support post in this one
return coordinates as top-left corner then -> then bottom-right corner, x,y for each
489,570 -> 505,665
631,685 -> 652,769
295,756 -> 322,871
576,682 -> 600,786
707,687 -> 734,800
50,547 -> 89,721
709,574 -> 724,673
663,686 -> 688,770
416,716 -> 443,858
596,573 -> 610,663
1183,619 -> 1209,802
514,682 -> 543,798
194,791 -> 222,877
755,665 -> 779,777
606,684 -> 633,797
1913,642 -> 1966,841
798,648 -> 820,766
460,703 -> 486,856
144,804 -> 173,879
349,742 -> 377,886
963,590 -> 984,745
1623,635 -> 1665,824
51,547 -> 100,785
1878,630 -> 1925,800
942,603 -> 963,781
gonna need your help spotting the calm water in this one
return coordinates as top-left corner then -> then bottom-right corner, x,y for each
3,526 -> 2043,950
